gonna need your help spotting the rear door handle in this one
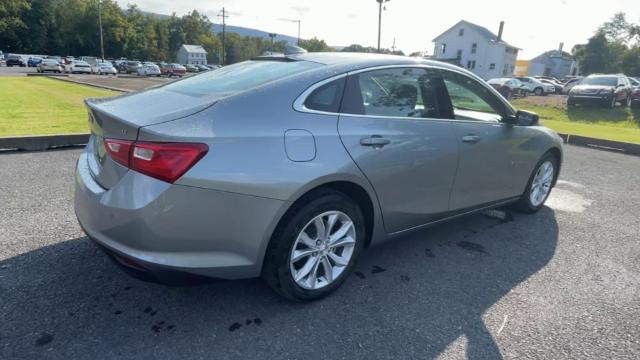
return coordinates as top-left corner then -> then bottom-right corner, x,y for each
360,135 -> 391,148
461,135 -> 481,144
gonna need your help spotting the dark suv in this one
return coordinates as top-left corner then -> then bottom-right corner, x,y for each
568,74 -> 634,108
6,54 -> 26,67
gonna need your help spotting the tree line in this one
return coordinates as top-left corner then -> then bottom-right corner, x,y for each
573,13 -> 640,76
0,0 -> 407,64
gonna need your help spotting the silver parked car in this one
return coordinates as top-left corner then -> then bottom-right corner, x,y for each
75,52 -> 563,301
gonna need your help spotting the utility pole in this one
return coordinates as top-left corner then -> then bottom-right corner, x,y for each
268,33 -> 277,52
217,8 -> 229,65
376,0 -> 390,52
278,19 -> 301,46
98,0 -> 105,60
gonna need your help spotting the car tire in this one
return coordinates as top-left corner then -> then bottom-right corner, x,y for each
625,96 -> 632,107
512,153 -> 558,214
262,190 -> 366,301
534,87 -> 544,96
608,97 -> 616,109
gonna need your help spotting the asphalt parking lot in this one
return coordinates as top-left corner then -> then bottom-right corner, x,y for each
0,65 -> 176,91
1,145 -> 639,359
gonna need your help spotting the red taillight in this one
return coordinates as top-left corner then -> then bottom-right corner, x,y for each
104,139 -> 208,183
104,138 -> 133,167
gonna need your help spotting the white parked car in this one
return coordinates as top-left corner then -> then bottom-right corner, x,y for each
96,62 -> 117,75
65,60 -> 92,74
514,77 -> 555,96
137,63 -> 161,76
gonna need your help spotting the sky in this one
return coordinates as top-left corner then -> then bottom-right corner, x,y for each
126,0 -> 640,59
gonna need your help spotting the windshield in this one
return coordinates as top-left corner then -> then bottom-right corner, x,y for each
581,76 -> 617,86
163,60 -> 321,97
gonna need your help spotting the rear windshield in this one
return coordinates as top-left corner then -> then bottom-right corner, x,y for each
163,60 -> 321,97
581,76 -> 617,86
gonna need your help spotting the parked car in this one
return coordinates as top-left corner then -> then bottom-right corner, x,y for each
65,60 -> 92,74
122,61 -> 142,74
185,64 -> 199,73
137,63 -> 161,76
46,56 -> 63,64
486,78 -> 528,99
160,63 -> 186,77
37,59 -> 63,73
514,76 -> 555,96
538,79 -> 563,94
567,74 -> 634,108
27,57 -> 43,67
6,54 -> 26,67
562,77 -> 582,94
631,86 -> 640,109
195,64 -> 210,72
96,62 -> 117,75
75,54 -> 563,301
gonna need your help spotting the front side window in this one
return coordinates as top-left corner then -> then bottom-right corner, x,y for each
436,69 -> 508,121
341,68 -> 447,119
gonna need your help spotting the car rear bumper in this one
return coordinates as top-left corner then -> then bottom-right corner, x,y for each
568,94 -> 612,104
74,151 -> 289,280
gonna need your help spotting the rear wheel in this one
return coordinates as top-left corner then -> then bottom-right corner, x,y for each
263,190 -> 365,301
534,87 -> 544,96
513,153 -> 558,214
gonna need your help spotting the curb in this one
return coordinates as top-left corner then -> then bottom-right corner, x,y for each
2,132 -> 639,156
0,134 -> 89,151
561,134 -> 640,156
47,76 -> 131,93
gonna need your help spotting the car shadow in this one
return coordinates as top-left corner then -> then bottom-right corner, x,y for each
1,207 -> 559,359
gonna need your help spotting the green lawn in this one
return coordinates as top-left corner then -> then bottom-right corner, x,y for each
0,77 -> 118,137
512,99 -> 640,144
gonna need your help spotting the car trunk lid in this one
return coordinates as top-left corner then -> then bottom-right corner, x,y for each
85,87 -> 219,189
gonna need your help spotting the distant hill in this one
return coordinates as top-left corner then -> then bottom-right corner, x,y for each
211,24 -> 299,45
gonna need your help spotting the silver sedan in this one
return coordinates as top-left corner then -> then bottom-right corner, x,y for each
75,52 -> 563,301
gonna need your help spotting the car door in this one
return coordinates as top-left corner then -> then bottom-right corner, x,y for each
337,67 -> 459,233
435,68 -> 523,210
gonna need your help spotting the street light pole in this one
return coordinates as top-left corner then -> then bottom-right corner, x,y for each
279,19 -> 301,46
376,0 -> 389,52
98,0 -> 105,60
217,8 -> 229,65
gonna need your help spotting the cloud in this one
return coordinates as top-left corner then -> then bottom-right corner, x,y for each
290,5 -> 310,16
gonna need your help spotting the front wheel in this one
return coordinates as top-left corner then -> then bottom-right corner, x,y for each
534,87 -> 544,96
513,154 -> 558,213
263,190 -> 365,301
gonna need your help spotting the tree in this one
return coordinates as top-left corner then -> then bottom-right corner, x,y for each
298,37 -> 332,52
0,0 -> 30,52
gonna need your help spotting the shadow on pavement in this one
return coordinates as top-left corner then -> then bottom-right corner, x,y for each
0,207 -> 559,359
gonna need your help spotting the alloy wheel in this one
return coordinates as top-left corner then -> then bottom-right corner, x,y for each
530,161 -> 554,207
289,211 -> 356,290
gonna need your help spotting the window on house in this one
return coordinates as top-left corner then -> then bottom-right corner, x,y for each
441,43 -> 447,55
466,60 -> 476,70
456,50 -> 462,59
459,28 -> 464,36
503,64 -> 509,75
471,43 -> 477,54
489,63 -> 496,70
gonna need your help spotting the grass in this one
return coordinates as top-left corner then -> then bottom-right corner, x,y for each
512,98 -> 640,144
0,77 -> 118,137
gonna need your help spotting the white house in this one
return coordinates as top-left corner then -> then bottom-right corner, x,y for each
528,44 -> 579,79
432,20 -> 520,80
177,44 -> 208,65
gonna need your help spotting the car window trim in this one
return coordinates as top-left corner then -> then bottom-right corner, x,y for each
293,64 -> 516,123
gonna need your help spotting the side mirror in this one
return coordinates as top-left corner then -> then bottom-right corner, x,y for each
504,110 -> 539,126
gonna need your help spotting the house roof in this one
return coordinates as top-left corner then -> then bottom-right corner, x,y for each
530,50 -> 574,63
180,45 -> 207,54
432,20 -> 520,50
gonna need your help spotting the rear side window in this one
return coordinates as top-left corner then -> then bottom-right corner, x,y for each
341,67 -> 450,119
304,77 -> 345,113
164,60 -> 321,97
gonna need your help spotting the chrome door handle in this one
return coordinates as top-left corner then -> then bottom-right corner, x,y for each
360,135 -> 391,148
461,135 -> 481,144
